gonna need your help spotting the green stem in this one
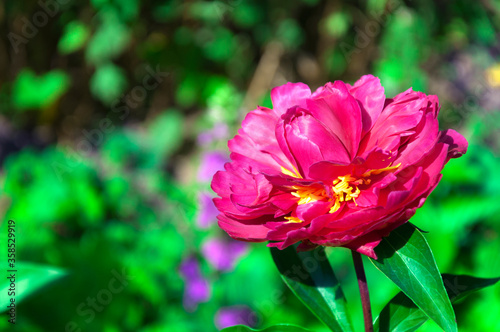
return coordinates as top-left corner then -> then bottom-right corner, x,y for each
352,250 -> 374,332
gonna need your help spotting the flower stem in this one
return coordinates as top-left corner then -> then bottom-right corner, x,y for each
352,250 -> 374,332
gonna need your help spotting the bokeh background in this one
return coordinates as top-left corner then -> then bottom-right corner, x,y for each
1,0 -> 500,331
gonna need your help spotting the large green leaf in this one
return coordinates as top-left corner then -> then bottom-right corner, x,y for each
221,324 -> 313,332
374,274 -> 500,332
0,262 -> 67,312
369,223 -> 457,332
270,245 -> 353,332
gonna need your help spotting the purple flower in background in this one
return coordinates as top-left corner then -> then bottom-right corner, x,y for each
215,306 -> 257,330
198,151 -> 229,182
196,149 -> 230,229
202,237 -> 248,271
197,192 -> 220,228
179,256 -> 211,311
198,123 -> 229,146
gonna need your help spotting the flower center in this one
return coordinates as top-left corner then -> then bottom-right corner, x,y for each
284,163 -> 401,222
291,186 -> 328,205
329,175 -> 362,213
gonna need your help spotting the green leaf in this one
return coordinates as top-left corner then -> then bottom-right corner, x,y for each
270,245 -> 353,332
146,110 -> 184,162
85,12 -> 131,65
370,223 -> 457,332
58,21 -> 90,54
324,12 -> 351,38
374,274 -> 500,332
12,69 -> 70,110
90,63 -> 127,105
0,262 -> 67,312
221,324 -> 313,332
442,274 -> 500,303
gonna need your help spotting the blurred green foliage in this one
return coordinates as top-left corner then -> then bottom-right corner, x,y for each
0,0 -> 500,331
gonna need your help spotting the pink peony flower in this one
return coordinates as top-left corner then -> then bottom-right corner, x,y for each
211,75 -> 468,258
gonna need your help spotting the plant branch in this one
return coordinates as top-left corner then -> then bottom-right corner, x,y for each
352,250 -> 374,332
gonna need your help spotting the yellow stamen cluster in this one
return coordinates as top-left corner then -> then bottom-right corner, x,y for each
329,175 -> 361,213
291,187 -> 328,205
282,163 -> 401,223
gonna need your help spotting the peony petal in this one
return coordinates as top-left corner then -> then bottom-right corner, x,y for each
266,221 -> 308,242
382,142 -> 448,210
355,172 -> 398,208
274,226 -> 314,249
228,106 -> 291,174
212,165 -> 276,218
394,111 -> 440,167
343,218 -> 410,259
359,89 -> 426,155
218,214 -> 270,241
276,107 -> 351,177
229,173 -> 273,208
348,75 -> 386,136
306,81 -> 363,159
439,129 -> 468,161
384,167 -> 423,210
295,200 -> 333,221
345,237 -> 382,259
211,170 -> 231,197
308,161 -> 354,182
271,82 -> 311,113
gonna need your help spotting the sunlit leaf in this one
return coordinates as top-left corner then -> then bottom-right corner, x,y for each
370,223 -> 457,332
12,70 -> 70,110
90,63 -> 127,105
271,245 -> 353,332
222,324 -> 313,332
58,21 -> 90,54
86,12 -> 131,65
146,110 -> 184,162
374,274 -> 500,332
0,262 -> 67,312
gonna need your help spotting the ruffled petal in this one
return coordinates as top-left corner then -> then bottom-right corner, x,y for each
271,82 -> 311,113
228,106 -> 292,175
439,129 -> 468,161
394,110 -> 440,167
276,107 -> 351,177
306,81 -> 363,159
217,214 -> 270,241
347,75 -> 386,136
359,89 -> 427,155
